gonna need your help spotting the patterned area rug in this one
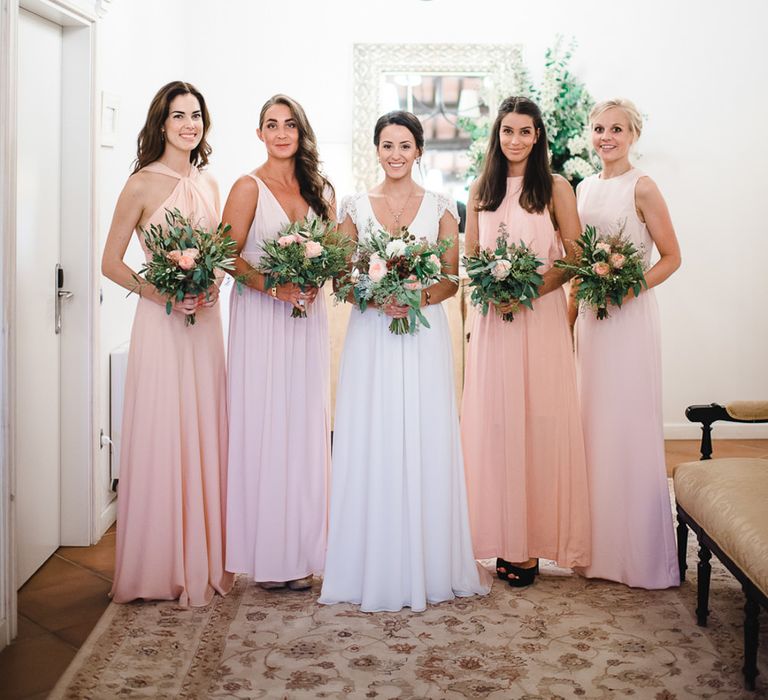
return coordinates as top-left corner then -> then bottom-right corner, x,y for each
51,515 -> 767,698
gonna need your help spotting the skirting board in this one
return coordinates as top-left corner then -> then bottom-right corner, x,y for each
0,617 -> 8,650
664,422 -> 768,440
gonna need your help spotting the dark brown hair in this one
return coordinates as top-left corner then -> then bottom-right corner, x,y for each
373,111 -> 424,154
475,96 -> 552,214
132,81 -> 212,174
259,94 -> 334,220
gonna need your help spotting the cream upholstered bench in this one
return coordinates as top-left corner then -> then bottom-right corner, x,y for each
675,401 -> 768,691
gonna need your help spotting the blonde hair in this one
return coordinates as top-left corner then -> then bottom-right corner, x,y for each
590,98 -> 643,140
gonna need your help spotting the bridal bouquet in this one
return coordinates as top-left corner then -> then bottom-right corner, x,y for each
336,225 -> 456,335
258,218 -> 353,318
554,224 -> 647,319
463,224 -> 544,322
135,208 -> 238,326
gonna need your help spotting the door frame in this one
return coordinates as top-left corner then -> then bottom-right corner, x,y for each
0,0 -> 103,649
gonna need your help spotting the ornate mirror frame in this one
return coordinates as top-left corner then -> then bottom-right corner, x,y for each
352,43 -> 525,192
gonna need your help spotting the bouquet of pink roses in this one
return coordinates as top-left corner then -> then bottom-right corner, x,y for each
135,208 -> 238,326
554,224 -> 647,319
462,223 -> 544,322
336,225 -> 456,335
258,218 -> 353,318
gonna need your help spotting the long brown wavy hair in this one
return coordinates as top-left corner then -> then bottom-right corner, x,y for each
259,94 -> 334,220
132,81 -> 212,174
475,96 -> 552,214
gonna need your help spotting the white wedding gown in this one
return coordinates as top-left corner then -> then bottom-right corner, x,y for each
319,191 -> 491,612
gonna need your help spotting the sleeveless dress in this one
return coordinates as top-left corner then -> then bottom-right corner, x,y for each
461,176 -> 591,568
318,191 -> 491,613
225,175 -> 330,582
574,168 -> 679,588
111,162 -> 233,606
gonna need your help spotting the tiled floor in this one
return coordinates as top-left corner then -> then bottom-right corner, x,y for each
1,439 -> 766,699
0,526 -> 115,699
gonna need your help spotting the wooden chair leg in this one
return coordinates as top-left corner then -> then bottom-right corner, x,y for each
743,590 -> 760,690
676,515 -> 688,582
696,544 -> 712,626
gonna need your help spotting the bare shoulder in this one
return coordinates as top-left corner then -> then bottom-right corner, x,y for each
635,174 -> 661,197
552,173 -> 574,194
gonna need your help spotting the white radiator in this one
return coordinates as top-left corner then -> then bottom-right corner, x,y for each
109,342 -> 129,489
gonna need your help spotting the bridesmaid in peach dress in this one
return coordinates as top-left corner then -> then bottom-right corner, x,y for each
573,99 -> 681,589
223,95 -> 334,591
102,81 -> 233,606
462,96 -> 591,587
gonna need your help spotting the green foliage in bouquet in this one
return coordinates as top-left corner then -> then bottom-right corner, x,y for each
554,224 -> 647,320
135,208 -> 238,326
462,224 -> 544,322
258,218 -> 354,318
336,225 -> 457,335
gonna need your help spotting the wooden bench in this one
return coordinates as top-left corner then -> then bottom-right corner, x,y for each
674,402 -> 768,690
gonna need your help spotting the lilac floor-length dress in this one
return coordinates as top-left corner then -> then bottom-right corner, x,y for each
226,175 -> 330,582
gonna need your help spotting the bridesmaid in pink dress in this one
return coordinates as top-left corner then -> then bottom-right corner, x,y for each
223,95 -> 334,591
462,96 -> 591,587
573,99 -> 681,589
102,81 -> 233,606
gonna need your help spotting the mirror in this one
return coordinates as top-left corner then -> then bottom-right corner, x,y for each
352,43 -> 525,197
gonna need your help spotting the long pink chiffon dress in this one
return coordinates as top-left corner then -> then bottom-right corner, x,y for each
462,176 -> 591,568
111,162 -> 233,606
225,175 -> 329,582
574,168 -> 679,589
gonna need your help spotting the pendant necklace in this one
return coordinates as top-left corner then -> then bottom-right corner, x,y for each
384,184 -> 415,232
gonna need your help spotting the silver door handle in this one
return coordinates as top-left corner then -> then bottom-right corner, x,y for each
55,263 -> 72,334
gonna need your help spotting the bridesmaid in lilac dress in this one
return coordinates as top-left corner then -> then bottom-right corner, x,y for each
223,95 -> 334,590
574,99 -> 681,589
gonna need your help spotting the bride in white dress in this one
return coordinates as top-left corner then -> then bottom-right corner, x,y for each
319,111 -> 491,612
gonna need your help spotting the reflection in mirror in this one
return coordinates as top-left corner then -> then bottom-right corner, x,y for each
352,44 -> 524,195
381,73 -> 490,205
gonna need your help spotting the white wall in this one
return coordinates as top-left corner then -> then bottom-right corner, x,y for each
97,0 -> 768,437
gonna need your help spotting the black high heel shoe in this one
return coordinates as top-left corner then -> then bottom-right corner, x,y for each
496,558 -> 539,588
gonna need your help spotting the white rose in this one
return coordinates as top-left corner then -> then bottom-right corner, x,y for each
491,259 -> 512,281
385,239 -> 408,258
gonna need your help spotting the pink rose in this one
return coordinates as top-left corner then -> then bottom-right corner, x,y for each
491,259 -> 512,281
277,234 -> 298,247
403,274 -> 421,291
592,261 -> 610,277
368,254 -> 387,283
609,253 -> 626,269
167,250 -> 182,263
178,255 -> 196,270
427,254 -> 442,272
595,242 -> 611,254
304,240 -> 324,258
182,247 -> 200,260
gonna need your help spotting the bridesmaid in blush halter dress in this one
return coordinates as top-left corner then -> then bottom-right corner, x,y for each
573,99 -> 681,589
223,95 -> 334,591
102,81 -> 232,606
461,96 -> 591,587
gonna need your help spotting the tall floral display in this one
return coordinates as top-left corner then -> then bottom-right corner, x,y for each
462,37 -> 597,187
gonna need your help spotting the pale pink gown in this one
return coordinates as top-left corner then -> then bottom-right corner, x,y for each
111,162 -> 233,606
574,168 -> 679,589
462,176 -> 591,568
225,175 -> 329,582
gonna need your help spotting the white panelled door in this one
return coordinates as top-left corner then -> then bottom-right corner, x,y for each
15,8 -> 64,587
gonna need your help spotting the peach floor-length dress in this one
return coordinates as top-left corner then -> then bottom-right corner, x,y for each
574,168 -> 679,589
111,162 -> 233,606
462,176 -> 591,568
